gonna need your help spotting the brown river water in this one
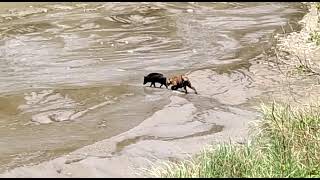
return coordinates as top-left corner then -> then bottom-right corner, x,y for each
0,2 -> 307,173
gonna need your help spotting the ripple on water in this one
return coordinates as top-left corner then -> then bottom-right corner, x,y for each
18,89 -> 117,124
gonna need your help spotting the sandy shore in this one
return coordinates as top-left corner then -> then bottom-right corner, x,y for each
277,3 -> 320,73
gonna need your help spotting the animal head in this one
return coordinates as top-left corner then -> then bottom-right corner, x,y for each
143,76 -> 148,85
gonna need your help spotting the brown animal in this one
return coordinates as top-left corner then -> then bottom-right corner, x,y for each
167,75 -> 198,94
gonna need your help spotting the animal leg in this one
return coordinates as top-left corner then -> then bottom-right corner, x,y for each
187,83 -> 198,94
149,83 -> 153,87
160,84 -> 163,88
184,86 -> 188,94
153,83 -> 156,88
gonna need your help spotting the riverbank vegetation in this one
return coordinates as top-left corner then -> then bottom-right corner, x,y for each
151,102 -> 320,178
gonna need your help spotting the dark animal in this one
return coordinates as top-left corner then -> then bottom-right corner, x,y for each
167,75 -> 197,94
143,73 -> 168,88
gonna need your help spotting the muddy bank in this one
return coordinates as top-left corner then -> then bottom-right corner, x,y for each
277,3 -> 320,75
265,2 -> 320,106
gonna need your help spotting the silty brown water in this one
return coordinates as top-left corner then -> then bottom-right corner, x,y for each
0,2 -> 307,172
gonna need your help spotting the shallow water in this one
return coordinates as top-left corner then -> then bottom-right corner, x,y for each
0,2 -> 307,172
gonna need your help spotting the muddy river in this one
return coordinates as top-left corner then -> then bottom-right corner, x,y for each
0,2 -> 307,173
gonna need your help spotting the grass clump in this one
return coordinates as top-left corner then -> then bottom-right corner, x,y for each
309,31 -> 320,46
151,102 -> 320,178
316,2 -> 320,11
295,64 -> 314,75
